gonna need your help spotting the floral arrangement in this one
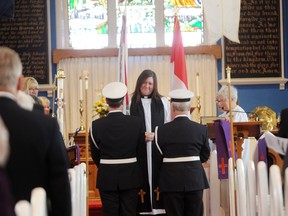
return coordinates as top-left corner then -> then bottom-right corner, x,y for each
93,97 -> 109,118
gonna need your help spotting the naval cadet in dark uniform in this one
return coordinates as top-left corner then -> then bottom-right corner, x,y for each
155,89 -> 210,216
89,82 -> 146,216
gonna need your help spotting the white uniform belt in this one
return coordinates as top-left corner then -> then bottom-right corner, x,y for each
100,157 -> 137,164
163,156 -> 200,163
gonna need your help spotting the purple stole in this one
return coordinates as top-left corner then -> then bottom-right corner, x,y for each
214,120 -> 237,179
258,137 -> 268,163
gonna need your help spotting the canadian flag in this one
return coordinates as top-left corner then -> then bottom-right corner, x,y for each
170,16 -> 188,90
118,4 -> 129,114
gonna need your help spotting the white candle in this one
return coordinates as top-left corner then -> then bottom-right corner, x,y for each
227,67 -> 231,84
85,78 -> 88,90
57,79 -> 63,98
79,76 -> 83,100
84,70 -> 89,90
196,73 -> 200,97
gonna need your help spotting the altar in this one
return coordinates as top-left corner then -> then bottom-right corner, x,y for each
207,121 -> 283,169
68,131 -> 101,201
207,121 -> 262,158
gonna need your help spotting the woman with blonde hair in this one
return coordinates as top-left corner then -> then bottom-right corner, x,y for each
21,77 -> 42,107
21,77 -> 39,97
38,96 -> 51,116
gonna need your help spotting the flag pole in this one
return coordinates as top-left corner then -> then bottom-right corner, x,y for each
84,71 -> 89,216
118,0 -> 129,114
196,73 -> 201,123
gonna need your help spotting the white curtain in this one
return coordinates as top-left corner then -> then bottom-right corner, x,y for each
58,55 -> 218,141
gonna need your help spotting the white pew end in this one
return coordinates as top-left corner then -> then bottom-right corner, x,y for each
236,159 -> 247,216
269,165 -> 284,216
209,150 -> 221,216
68,168 -> 77,216
79,163 -> 87,216
15,200 -> 31,216
73,162 -> 87,216
257,161 -> 269,216
30,187 -> 47,216
246,160 -> 256,216
228,158 -> 236,216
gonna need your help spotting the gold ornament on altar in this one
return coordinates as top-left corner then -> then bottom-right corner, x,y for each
250,106 -> 277,131
93,97 -> 109,118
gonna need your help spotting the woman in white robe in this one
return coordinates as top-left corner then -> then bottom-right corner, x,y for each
130,69 -> 170,215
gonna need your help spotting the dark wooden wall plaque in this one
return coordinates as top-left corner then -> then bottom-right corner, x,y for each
0,0 -> 50,84
224,0 -> 282,79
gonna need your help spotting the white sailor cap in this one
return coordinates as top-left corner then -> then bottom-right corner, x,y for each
168,89 -> 194,102
102,82 -> 127,100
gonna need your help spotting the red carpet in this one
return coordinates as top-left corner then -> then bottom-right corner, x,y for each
89,200 -> 102,216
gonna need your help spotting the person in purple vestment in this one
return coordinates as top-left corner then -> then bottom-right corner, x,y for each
216,85 -> 249,215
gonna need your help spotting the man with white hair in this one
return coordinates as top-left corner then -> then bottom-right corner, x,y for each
155,89 -> 210,216
0,47 -> 71,216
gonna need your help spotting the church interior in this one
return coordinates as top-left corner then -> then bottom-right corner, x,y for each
1,0 -> 288,215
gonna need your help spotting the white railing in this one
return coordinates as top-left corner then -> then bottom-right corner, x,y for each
68,162 -> 87,216
15,162 -> 87,216
15,187 -> 47,216
208,155 -> 288,216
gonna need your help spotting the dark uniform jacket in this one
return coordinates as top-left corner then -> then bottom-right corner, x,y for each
156,116 -> 210,192
89,111 -> 146,191
0,95 -> 71,216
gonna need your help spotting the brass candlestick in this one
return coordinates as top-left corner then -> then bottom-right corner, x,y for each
79,99 -> 85,131
196,96 -> 201,123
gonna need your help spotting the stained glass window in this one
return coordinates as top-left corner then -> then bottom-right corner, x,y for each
117,0 -> 156,48
67,0 -> 203,49
68,0 -> 108,49
164,0 -> 203,46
